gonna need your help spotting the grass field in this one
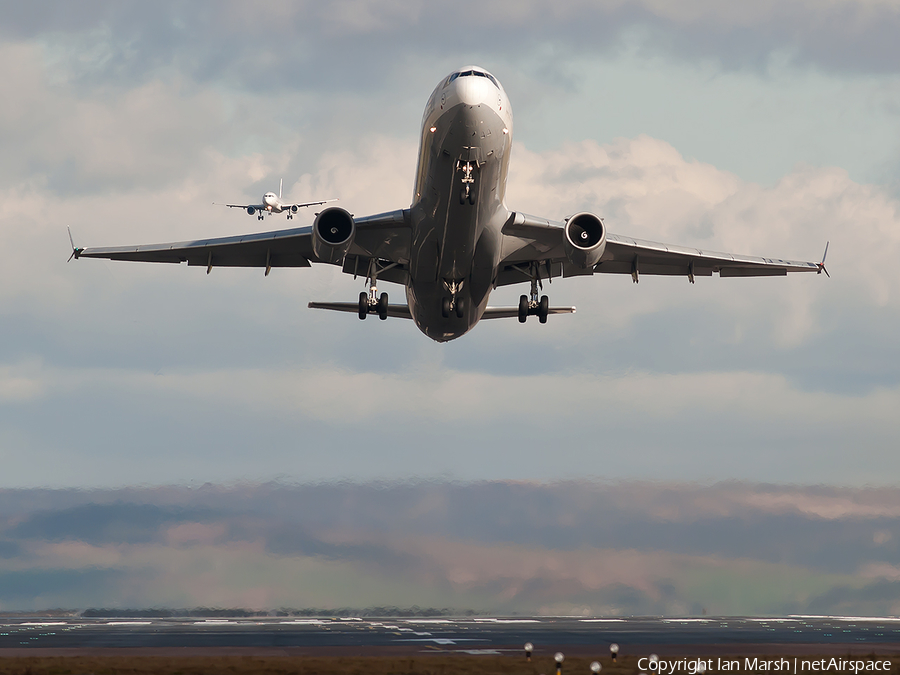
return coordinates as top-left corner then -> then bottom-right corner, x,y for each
0,655 -> 897,675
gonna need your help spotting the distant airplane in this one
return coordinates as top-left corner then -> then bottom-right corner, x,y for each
216,179 -> 337,220
72,66 -> 827,342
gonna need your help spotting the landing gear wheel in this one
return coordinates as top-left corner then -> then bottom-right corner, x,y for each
377,292 -> 389,320
518,295 -> 529,323
442,297 -> 451,318
459,188 -> 467,205
538,295 -> 549,324
358,291 -> 368,320
467,188 -> 475,205
455,296 -> 465,318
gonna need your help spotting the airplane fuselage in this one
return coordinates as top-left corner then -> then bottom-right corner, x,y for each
406,67 -> 514,342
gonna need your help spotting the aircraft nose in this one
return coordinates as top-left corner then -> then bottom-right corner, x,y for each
456,76 -> 490,106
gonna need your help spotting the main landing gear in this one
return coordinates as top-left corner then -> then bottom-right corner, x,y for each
514,262 -> 550,324
441,279 -> 465,319
358,290 -> 388,320
356,258 -> 399,320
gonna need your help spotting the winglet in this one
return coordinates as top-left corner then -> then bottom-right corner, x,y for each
67,226 -> 83,262
279,178 -> 283,200
817,241 -> 830,277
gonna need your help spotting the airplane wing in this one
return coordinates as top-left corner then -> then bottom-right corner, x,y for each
287,198 -> 339,209
497,212 -> 824,286
74,210 -> 411,278
220,203 -> 263,210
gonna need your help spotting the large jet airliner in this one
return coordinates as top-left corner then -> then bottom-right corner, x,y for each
215,179 -> 337,220
73,66 -> 827,342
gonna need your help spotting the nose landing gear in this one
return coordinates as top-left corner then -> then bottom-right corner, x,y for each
457,160 -> 477,205
441,279 -> 466,319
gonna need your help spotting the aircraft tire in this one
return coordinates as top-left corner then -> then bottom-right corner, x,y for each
455,297 -> 465,318
539,295 -> 549,324
442,297 -> 451,318
377,292 -> 389,320
459,188 -> 467,205
358,292 -> 368,320
518,295 -> 529,323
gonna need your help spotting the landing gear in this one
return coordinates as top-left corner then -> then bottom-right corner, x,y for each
358,291 -> 388,320
356,258 -> 400,321
441,279 -> 465,320
358,291 -> 368,320
514,262 -> 553,324
457,160 -> 477,206
538,295 -> 549,324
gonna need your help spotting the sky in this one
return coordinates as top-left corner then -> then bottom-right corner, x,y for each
2,481 -> 899,614
1,0 -> 900,488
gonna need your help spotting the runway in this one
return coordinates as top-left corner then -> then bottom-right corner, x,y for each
1,616 -> 898,656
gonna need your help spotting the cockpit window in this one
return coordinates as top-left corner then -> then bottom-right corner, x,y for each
447,70 -> 499,89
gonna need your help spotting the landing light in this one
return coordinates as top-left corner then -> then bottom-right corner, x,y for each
430,126 -> 437,133
502,128 -> 509,134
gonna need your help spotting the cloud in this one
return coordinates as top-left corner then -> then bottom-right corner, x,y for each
5,0 -> 900,94
1,481 -> 898,614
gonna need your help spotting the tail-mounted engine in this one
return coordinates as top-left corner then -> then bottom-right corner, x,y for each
563,212 -> 606,269
312,207 -> 356,264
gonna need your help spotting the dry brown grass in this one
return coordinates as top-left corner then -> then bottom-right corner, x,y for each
0,655 -> 895,675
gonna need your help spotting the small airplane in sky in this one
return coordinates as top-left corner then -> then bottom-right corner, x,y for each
73,66 -> 827,342
216,179 -> 337,220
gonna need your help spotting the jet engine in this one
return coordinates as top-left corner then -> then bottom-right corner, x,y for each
290,205 -> 299,214
563,212 -> 606,269
312,207 -> 356,264
246,206 -> 256,216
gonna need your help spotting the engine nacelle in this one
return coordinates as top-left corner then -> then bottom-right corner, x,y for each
247,206 -> 256,216
564,212 -> 606,269
290,204 -> 299,213
312,207 -> 356,264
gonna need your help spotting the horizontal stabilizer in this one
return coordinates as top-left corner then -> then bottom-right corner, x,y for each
308,301 -> 413,319
481,305 -> 576,319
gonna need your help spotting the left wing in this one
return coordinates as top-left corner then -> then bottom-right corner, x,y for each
74,210 -> 410,277
221,203 -> 263,210
498,212 -> 823,286
286,198 -> 339,210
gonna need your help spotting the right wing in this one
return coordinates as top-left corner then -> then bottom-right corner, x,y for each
75,210 -> 411,277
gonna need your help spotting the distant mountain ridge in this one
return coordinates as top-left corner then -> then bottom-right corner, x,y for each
1,481 -> 898,616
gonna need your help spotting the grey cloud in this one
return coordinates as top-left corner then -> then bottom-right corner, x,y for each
806,579 -> 900,617
0,568 -> 127,605
5,0 -> 900,98
7,503 -> 216,544
1,481 -> 899,613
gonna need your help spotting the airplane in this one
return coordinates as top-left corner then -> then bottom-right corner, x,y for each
215,178 -> 337,220
72,65 -> 828,343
